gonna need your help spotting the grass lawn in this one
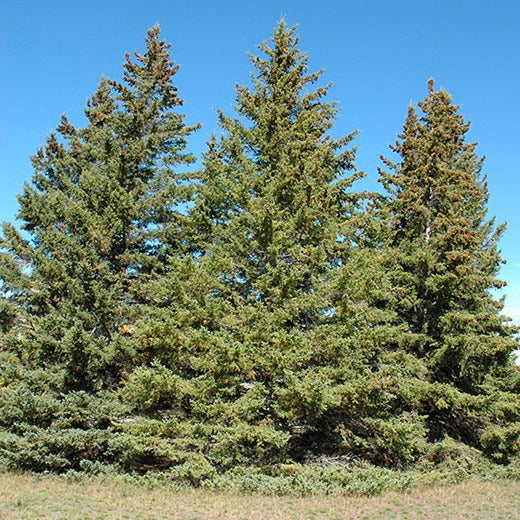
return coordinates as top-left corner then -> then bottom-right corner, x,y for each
0,472 -> 518,519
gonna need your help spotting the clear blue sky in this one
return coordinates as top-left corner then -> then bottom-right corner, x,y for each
1,0 -> 519,324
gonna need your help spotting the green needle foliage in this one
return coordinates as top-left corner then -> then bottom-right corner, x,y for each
120,20 -> 378,474
0,27 -> 198,470
377,79 -> 520,460
0,24 -> 518,482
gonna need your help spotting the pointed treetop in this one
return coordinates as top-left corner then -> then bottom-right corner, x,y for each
272,17 -> 298,44
116,25 -> 182,109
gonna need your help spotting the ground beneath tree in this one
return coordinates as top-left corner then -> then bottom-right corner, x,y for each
1,473 -> 518,519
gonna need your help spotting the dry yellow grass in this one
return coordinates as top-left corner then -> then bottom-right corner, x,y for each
0,472 -> 518,519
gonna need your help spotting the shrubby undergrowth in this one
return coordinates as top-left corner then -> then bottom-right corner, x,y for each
13,448 -> 520,497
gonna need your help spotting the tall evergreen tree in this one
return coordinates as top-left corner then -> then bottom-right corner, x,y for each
377,80 -> 520,456
0,27 -> 198,470
120,21 -> 380,472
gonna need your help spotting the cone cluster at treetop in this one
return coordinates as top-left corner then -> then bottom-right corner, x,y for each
0,22 -> 518,481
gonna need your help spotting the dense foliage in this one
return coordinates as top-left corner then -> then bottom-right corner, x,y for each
0,23 -> 518,484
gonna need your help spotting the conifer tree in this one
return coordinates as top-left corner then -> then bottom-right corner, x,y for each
120,21 -> 374,472
0,27 -> 197,470
377,80 -> 520,457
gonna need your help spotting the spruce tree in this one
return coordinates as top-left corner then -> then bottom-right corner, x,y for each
119,21 -> 376,472
377,80 -> 520,458
0,27 -> 197,471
